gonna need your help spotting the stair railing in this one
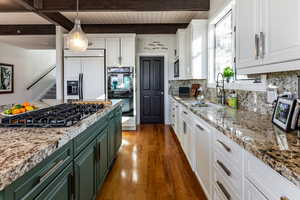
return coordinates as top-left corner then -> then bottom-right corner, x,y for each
26,65 -> 56,90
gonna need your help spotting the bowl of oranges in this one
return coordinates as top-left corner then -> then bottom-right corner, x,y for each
1,102 -> 38,116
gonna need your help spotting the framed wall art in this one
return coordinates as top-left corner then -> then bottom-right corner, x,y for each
0,63 -> 14,94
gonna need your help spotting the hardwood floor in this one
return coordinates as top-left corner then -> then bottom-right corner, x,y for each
96,124 -> 207,200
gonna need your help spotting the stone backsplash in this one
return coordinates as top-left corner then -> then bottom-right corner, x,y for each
168,79 -> 207,96
170,71 -> 300,116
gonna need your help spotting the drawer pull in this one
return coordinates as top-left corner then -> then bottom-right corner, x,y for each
217,160 -> 231,177
217,140 -> 231,152
39,159 -> 65,182
217,181 -> 231,200
196,124 -> 204,131
280,197 -> 289,200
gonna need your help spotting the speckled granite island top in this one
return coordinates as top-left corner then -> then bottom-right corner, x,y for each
0,99 -> 122,191
172,96 -> 300,188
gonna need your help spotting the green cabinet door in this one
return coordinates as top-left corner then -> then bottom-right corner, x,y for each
74,140 -> 96,200
115,110 -> 122,153
108,117 -> 116,167
34,163 -> 73,200
95,128 -> 108,190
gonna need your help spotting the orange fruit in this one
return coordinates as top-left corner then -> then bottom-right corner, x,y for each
23,102 -> 31,107
12,109 -> 21,115
19,108 -> 26,113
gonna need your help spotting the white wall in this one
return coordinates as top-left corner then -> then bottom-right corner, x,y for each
0,42 -> 56,105
136,34 -> 176,124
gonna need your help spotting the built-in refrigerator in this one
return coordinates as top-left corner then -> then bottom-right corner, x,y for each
64,50 -> 106,101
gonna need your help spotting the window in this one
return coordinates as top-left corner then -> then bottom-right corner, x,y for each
214,11 -> 233,80
210,9 -> 249,82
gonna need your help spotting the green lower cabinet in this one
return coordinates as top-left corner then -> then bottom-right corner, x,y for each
108,117 -> 116,167
115,110 -> 122,153
95,129 -> 108,190
34,163 -> 73,200
74,140 -> 96,200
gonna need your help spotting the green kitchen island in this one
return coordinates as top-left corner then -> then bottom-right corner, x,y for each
0,100 -> 122,200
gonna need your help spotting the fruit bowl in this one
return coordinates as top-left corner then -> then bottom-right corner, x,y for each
1,102 -> 38,117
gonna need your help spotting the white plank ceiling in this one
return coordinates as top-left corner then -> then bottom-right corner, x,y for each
0,12 -> 50,24
61,11 -> 208,24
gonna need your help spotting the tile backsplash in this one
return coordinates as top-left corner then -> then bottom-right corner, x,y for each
168,79 -> 207,96
170,70 -> 300,116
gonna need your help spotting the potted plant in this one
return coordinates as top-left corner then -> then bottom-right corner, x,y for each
223,66 -> 234,83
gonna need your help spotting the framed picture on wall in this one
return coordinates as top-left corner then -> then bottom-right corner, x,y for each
0,63 -> 14,94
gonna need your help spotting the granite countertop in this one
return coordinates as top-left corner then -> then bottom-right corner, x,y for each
171,96 -> 300,188
0,99 -> 122,191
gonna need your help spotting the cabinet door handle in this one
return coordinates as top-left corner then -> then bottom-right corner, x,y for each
259,32 -> 265,59
255,34 -> 260,60
183,111 -> 188,115
70,172 -> 76,200
217,140 -> 231,152
39,159 -> 65,183
217,181 -> 231,200
217,160 -> 231,176
196,124 -> 204,131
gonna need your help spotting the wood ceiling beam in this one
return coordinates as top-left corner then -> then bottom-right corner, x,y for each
0,24 -> 188,35
0,24 -> 55,35
35,0 -> 210,12
12,0 -> 74,30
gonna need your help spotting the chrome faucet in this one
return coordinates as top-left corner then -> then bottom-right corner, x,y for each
216,73 -> 225,105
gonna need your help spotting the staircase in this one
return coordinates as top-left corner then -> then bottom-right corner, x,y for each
42,84 -> 56,99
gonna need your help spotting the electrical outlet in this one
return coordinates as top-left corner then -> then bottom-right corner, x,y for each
267,88 -> 278,104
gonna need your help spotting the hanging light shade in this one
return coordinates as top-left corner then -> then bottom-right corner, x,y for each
67,0 -> 88,52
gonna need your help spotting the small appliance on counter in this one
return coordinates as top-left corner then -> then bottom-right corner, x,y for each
191,84 -> 200,97
179,87 -> 190,98
272,96 -> 300,132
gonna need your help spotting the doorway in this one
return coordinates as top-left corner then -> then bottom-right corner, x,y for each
140,57 -> 164,124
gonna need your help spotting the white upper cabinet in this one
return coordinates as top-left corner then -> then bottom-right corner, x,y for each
189,20 -> 208,79
175,20 -> 207,80
262,0 -> 300,65
236,0 -> 300,74
176,29 -> 187,80
106,38 -> 121,67
120,37 -> 135,67
106,36 -> 136,67
236,0 -> 262,69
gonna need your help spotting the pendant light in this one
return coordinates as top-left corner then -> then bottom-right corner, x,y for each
67,0 -> 88,52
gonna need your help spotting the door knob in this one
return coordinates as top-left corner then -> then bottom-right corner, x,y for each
161,91 -> 164,95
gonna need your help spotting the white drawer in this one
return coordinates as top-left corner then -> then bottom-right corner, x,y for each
214,131 -> 243,167
214,150 -> 243,196
214,168 -> 240,200
245,151 -> 300,200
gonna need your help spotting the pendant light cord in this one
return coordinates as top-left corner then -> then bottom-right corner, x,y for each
76,0 -> 79,18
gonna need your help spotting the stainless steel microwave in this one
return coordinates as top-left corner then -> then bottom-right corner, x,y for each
174,59 -> 179,78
